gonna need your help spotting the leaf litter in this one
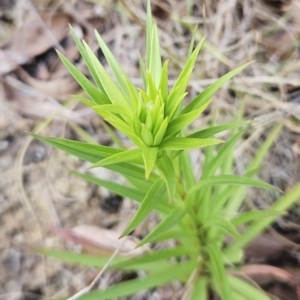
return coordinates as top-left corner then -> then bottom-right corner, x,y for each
0,0 -> 300,299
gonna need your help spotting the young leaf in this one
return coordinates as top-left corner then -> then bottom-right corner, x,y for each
160,137 -> 223,151
165,100 -> 212,137
70,27 -> 106,94
180,150 -> 196,190
138,206 -> 187,247
57,51 -> 110,105
94,29 -> 138,100
155,155 -> 176,200
182,61 -> 253,114
82,40 -> 130,107
142,147 -> 159,180
120,178 -> 166,238
89,148 -> 143,169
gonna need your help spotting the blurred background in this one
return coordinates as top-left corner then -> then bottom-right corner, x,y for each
1,0 -> 300,299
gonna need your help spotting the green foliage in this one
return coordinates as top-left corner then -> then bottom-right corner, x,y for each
33,2 -> 300,300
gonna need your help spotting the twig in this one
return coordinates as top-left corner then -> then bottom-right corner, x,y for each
67,237 -> 128,300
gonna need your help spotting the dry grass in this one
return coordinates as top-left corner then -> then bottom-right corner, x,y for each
0,0 -> 300,299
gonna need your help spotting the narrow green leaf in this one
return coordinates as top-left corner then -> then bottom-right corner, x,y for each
155,155 -> 176,200
160,137 -> 224,151
94,29 -> 138,100
203,218 -> 242,239
153,116 -> 169,146
206,244 -> 232,300
166,100 -> 211,137
187,122 -> 248,139
93,104 -> 133,125
83,40 -> 130,107
120,178 -> 166,237
188,175 -> 281,196
159,60 -> 169,101
57,51 -> 110,105
78,262 -> 194,300
32,134 -> 156,182
202,129 -> 246,177
168,38 -> 205,102
182,62 -> 253,114
113,246 -> 196,270
141,123 -> 154,146
228,276 -> 271,300
231,210 -> 284,226
142,147 -> 159,180
149,23 -> 162,86
188,277 -> 208,300
96,108 -> 144,147
138,206 -> 187,247
228,181 -> 300,251
70,171 -> 170,214
187,25 -> 198,59
89,148 -> 143,169
224,124 -> 282,215
180,150 -> 196,190
70,27 -> 106,94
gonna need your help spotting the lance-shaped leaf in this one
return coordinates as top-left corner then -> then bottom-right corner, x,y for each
168,38 -> 205,103
96,108 -> 144,147
89,148 -> 143,169
202,217 -> 242,239
70,27 -> 106,94
92,104 -> 133,125
189,277 -> 208,300
182,61 -> 253,115
71,171 -> 170,214
202,129 -> 246,177
159,60 -> 169,101
188,175 -> 282,197
228,277 -> 271,300
160,137 -> 223,151
78,262 -> 194,300
138,206 -> 187,247
120,178 -> 166,238
32,134 -> 156,181
165,99 -> 212,137
94,29 -> 138,100
142,147 -> 159,180
231,210 -> 283,227
57,51 -> 110,105
187,122 -> 248,139
155,155 -> 176,200
206,244 -> 232,300
82,40 -> 131,107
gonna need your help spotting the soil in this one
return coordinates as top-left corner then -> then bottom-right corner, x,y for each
1,0 -> 300,299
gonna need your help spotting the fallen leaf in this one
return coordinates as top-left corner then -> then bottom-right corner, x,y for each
51,224 -> 146,257
0,13 -> 71,74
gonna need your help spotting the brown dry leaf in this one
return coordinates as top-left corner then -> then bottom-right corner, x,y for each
0,13 -> 71,74
17,68 -> 79,99
52,225 -> 146,257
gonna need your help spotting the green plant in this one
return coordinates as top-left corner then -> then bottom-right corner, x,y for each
33,2 -> 300,299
